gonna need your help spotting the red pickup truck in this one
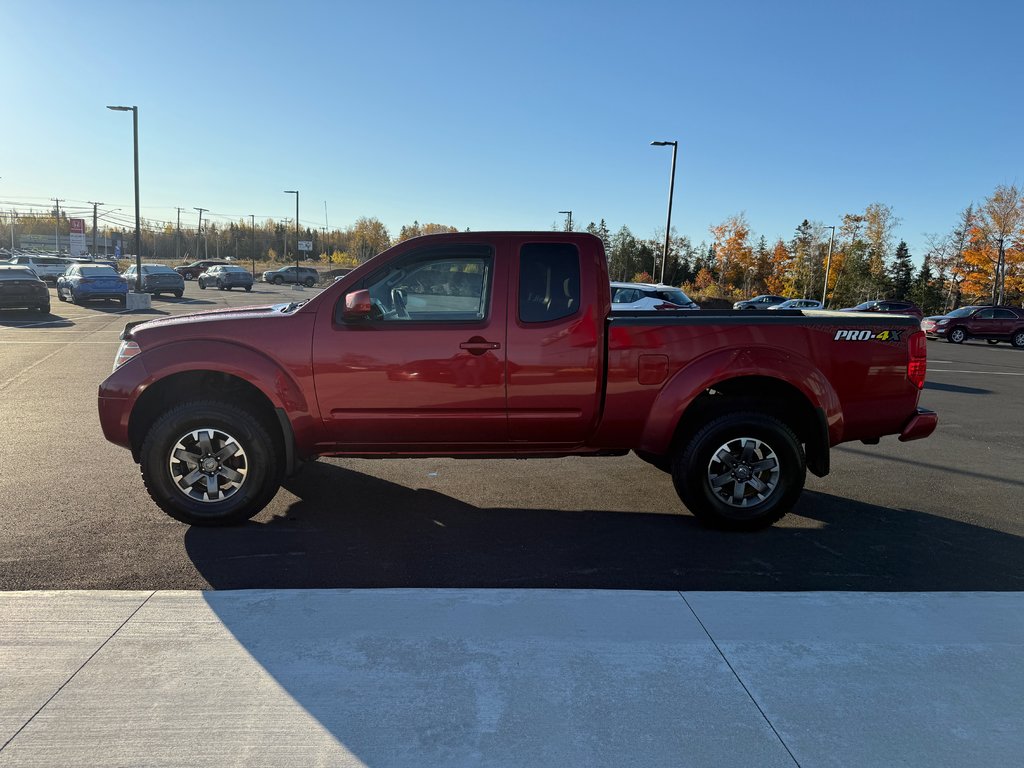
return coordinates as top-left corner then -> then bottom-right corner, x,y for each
99,232 -> 936,530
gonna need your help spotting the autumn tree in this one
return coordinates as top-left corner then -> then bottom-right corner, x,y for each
709,213 -> 753,291
765,239 -> 793,295
979,184 -> 1024,304
347,217 -> 391,263
396,221 -> 460,243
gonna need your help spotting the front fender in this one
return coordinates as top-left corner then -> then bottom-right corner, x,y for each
99,339 -> 317,455
636,346 -> 844,455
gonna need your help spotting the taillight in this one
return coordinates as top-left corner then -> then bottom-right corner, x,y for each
907,330 -> 927,389
113,340 -> 141,371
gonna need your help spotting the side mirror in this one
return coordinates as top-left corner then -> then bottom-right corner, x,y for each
343,289 -> 373,320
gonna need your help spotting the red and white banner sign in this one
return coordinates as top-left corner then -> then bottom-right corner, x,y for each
69,218 -> 87,256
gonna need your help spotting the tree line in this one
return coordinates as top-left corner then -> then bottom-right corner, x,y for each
5,183 -> 1021,313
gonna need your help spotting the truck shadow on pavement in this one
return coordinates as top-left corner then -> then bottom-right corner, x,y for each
184,462 -> 1024,592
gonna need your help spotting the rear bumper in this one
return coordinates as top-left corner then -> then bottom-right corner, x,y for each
898,408 -> 938,442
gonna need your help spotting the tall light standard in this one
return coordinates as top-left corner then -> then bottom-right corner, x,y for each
650,140 -> 678,285
821,225 -> 836,306
284,190 -> 299,279
107,105 -> 142,292
558,210 -> 573,232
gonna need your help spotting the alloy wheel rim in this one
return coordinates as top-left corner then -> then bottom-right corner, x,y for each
168,428 -> 248,504
706,436 -> 781,509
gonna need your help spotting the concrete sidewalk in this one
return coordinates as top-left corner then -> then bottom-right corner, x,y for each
1,590 -> 1021,767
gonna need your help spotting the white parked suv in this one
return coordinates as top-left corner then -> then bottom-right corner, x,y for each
610,281 -> 699,310
5,255 -> 68,283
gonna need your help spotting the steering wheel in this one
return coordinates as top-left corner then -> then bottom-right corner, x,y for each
391,288 -> 410,320
371,298 -> 394,320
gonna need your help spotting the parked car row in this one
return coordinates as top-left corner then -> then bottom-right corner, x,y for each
122,265 -> 185,297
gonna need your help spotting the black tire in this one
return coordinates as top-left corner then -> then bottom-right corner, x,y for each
303,277 -> 315,288
174,290 -> 183,299
198,279 -> 206,290
245,286 -> 252,292
1012,330 -> 1024,349
68,289 -> 78,305
184,271 -> 194,281
947,327 -> 966,344
57,288 -> 67,302
139,400 -> 281,526
672,411 -> 805,531
218,281 -> 226,291
119,297 -> 127,308
273,276 -> 284,285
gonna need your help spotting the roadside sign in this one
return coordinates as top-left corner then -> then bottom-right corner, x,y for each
298,240 -> 313,252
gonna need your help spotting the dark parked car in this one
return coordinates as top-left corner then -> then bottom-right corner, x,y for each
922,305 -> 1024,347
733,294 -> 788,310
839,299 -> 923,320
174,260 -> 230,280
0,265 -> 50,313
122,264 -> 185,297
262,265 -> 319,287
56,264 -> 128,306
199,264 -> 254,291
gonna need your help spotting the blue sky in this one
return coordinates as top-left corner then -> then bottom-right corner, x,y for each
4,0 -> 1022,260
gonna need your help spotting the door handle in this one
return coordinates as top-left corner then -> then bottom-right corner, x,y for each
460,338 -> 501,355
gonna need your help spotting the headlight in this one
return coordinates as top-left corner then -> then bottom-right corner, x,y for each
936,319 -> 949,325
113,340 -> 141,371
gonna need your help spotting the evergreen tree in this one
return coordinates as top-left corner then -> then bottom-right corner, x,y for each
889,240 -> 914,300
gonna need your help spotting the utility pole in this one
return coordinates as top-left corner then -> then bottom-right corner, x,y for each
324,201 -> 330,260
558,210 -> 573,232
175,207 -> 182,263
250,214 -> 256,277
51,198 -> 65,253
88,201 -> 103,256
194,207 -> 208,261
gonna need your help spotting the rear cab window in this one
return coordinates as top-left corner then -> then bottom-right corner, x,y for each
518,243 -> 580,323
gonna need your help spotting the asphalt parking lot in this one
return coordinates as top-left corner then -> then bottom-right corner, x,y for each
1,288 -> 1022,591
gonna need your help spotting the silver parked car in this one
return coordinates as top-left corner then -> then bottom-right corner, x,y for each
198,264 -> 254,291
122,264 -> 185,298
768,298 -> 824,310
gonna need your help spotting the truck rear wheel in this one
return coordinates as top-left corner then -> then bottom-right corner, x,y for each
139,400 -> 281,526
672,411 -> 805,530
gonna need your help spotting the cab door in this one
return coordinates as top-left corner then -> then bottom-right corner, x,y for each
312,241 -> 509,448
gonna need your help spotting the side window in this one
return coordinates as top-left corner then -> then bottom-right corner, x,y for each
360,245 -> 492,323
976,309 -> 994,319
519,243 -> 580,323
993,309 -> 1016,319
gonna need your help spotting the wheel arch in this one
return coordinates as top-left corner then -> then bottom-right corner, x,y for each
637,349 -> 843,478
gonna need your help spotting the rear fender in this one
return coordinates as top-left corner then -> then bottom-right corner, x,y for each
637,346 -> 844,457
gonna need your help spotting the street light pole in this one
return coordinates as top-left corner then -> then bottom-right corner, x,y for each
821,225 -> 836,306
284,190 -> 299,281
558,210 -> 573,232
650,140 -> 678,285
250,214 -> 256,278
107,105 -> 141,292
194,207 -> 208,263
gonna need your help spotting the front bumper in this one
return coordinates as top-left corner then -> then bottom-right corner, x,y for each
898,407 -> 938,442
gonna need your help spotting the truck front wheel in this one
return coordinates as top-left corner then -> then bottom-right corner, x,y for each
139,401 -> 281,526
672,411 -> 805,531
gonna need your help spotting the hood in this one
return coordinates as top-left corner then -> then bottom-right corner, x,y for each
123,302 -> 298,341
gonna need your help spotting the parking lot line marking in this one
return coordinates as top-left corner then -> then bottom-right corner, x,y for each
928,369 -> 1024,376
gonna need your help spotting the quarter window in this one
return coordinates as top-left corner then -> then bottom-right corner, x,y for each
519,243 -> 580,323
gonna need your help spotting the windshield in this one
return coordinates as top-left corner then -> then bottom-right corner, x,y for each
946,306 -> 979,318
654,288 -> 694,305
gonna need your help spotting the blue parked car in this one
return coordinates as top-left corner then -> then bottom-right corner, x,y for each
56,264 -> 128,306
